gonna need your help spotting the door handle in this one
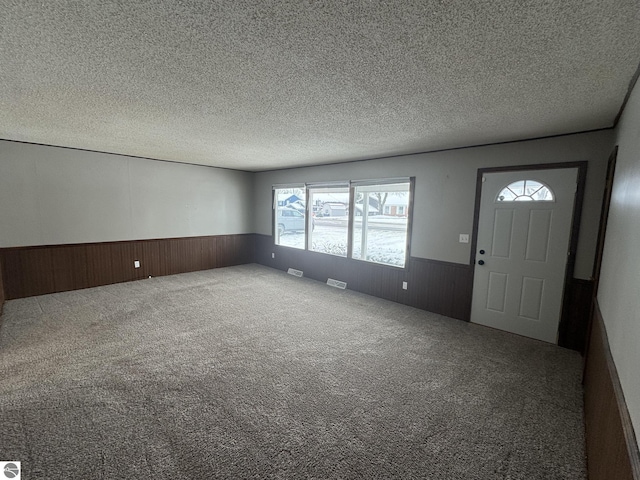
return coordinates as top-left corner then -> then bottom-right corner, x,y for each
478,260 -> 485,265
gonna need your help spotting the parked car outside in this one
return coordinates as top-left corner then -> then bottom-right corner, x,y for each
276,207 -> 305,235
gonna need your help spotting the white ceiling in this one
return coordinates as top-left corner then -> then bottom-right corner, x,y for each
1,1 -> 639,172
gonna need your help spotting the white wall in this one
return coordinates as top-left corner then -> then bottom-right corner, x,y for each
598,79 -> 640,435
254,130 -> 614,279
0,141 -> 254,247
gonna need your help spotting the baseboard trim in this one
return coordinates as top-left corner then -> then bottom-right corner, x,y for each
584,299 -> 640,480
0,234 -> 256,300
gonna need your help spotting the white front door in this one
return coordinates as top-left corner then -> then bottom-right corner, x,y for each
471,168 -> 578,343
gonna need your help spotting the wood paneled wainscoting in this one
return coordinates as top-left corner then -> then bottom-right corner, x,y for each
0,255 -> 5,315
0,234 -> 255,300
559,278 -> 595,354
254,234 -> 473,321
584,300 -> 640,480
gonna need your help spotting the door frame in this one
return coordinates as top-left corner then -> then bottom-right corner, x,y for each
582,147 -> 617,373
469,161 -> 588,342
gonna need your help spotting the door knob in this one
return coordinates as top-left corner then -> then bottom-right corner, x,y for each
478,260 -> 485,265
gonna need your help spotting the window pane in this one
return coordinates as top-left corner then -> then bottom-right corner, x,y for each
497,180 -> 554,202
274,187 -> 306,249
309,187 -> 349,257
352,183 -> 410,267
508,180 -> 525,196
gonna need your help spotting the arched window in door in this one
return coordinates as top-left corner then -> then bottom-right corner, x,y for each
496,180 -> 554,202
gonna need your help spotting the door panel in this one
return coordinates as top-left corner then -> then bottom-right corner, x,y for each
525,210 -> 552,262
471,168 -> 577,343
491,209 -> 514,258
487,272 -> 508,312
519,277 -> 544,320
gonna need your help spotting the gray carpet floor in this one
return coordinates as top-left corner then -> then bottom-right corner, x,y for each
0,264 -> 586,479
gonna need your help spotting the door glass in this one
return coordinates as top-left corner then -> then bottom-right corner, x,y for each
497,180 -> 554,202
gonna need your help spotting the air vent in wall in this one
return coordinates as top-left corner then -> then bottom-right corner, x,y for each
287,268 -> 303,277
327,278 -> 347,289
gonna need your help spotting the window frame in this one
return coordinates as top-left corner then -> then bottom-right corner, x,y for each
273,184 -> 307,250
307,183 -> 350,258
272,177 -> 415,270
350,179 -> 413,268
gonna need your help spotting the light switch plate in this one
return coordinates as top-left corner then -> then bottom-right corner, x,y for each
459,234 -> 470,243
402,281 -> 408,290
134,260 -> 140,268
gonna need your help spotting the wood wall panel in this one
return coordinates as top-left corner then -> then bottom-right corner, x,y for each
584,301 -> 640,480
111,242 -> 138,284
0,234 -> 255,300
558,278 -> 595,353
232,234 -> 256,267
85,244 -> 114,288
255,234 -> 473,321
141,240 -> 160,278
167,238 -> 185,275
0,255 -> 5,316
202,237 -> 217,270
2,248 -> 55,298
51,245 -> 89,292
408,258 -> 473,321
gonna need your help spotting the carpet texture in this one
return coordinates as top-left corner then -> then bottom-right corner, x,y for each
0,264 -> 586,479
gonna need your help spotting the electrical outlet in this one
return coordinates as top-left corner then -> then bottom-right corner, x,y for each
459,234 -> 470,243
271,252 -> 275,259
134,260 -> 140,268
402,281 -> 408,290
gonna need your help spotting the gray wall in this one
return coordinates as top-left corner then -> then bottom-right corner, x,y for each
0,141 -> 254,247
254,130 -> 614,279
598,79 -> 640,435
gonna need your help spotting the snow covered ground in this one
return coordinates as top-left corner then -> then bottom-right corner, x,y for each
315,215 -> 408,230
277,218 -> 407,266
352,227 -> 407,267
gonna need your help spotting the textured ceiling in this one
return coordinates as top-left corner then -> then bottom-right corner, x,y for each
1,1 -> 639,171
